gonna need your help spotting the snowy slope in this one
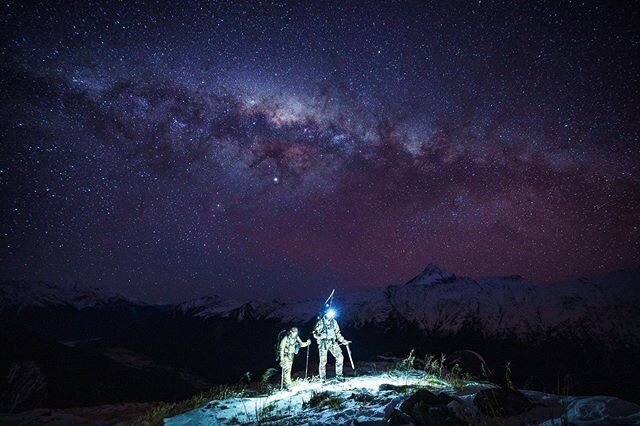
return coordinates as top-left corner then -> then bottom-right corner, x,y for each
0,280 -> 141,310
177,266 -> 640,341
164,371 -> 640,425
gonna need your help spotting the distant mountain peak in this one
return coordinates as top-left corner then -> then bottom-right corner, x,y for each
405,263 -> 456,285
0,280 -> 138,310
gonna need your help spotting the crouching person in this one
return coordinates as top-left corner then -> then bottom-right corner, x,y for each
278,327 -> 311,390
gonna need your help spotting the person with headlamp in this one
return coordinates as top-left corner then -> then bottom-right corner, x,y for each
313,307 -> 351,382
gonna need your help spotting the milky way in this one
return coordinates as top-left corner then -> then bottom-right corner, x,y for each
1,1 -> 639,302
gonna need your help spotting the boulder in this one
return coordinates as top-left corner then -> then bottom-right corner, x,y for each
411,406 -> 466,426
399,389 -> 453,414
399,389 -> 465,426
383,396 -> 412,425
379,383 -> 412,392
388,408 -> 414,425
473,387 -> 534,417
351,420 -> 387,426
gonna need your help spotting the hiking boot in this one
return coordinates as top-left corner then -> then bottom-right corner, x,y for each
336,376 -> 345,382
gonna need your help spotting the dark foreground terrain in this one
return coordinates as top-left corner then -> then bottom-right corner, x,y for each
1,301 -> 639,414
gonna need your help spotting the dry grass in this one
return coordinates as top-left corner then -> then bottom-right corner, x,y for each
421,353 -> 471,391
302,391 -> 343,412
131,385 -> 243,426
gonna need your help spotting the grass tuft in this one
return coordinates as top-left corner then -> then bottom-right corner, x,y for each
131,385 -> 243,426
302,391 -> 343,412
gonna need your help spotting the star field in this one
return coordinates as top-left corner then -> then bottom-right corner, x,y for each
1,1 -> 639,302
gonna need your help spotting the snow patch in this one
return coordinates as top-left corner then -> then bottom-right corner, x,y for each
164,372 -> 640,425
0,280 -> 140,310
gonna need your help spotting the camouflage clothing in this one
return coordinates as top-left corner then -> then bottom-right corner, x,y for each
279,328 -> 310,389
313,316 -> 348,380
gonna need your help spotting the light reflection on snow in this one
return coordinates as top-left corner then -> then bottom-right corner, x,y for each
164,372 -> 640,426
165,372 -> 466,425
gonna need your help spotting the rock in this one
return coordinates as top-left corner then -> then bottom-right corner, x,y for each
383,396 -> 407,422
399,389 -> 453,414
348,390 -> 376,404
388,408 -> 414,425
379,383 -> 412,392
473,387 -> 534,417
411,406 -> 466,426
379,383 -> 398,392
351,420 -> 387,426
399,389 -> 464,426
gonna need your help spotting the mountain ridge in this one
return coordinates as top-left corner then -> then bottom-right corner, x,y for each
3,265 -> 638,341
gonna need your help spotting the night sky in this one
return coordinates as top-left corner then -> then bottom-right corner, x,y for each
1,1 -> 639,303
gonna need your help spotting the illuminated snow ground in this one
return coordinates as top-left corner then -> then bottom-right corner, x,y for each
164,371 -> 640,425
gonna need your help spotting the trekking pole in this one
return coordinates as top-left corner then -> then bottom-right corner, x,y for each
305,345 -> 310,380
280,368 -> 284,391
345,342 -> 355,371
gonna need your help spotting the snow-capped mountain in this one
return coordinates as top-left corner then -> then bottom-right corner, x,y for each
405,263 -> 457,285
177,265 -> 640,341
0,280 -> 140,310
3,267 -> 639,410
3,265 -> 639,341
